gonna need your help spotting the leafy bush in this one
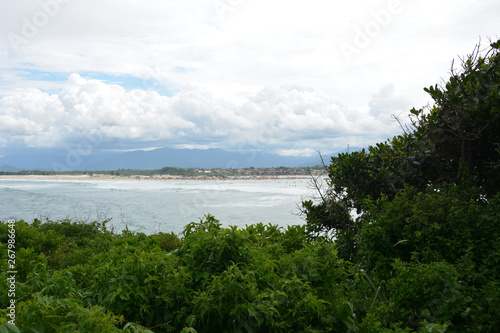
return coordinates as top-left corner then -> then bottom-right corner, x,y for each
88,244 -> 189,330
356,186 -> 499,276
0,294 -> 153,333
301,39 -> 500,332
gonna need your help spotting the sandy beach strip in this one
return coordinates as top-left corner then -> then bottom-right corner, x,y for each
0,174 -> 310,181
0,174 -> 94,180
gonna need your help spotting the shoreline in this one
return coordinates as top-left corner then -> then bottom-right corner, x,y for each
0,174 -> 311,181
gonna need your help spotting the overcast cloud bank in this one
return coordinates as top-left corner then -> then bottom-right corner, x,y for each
0,74 -> 403,156
0,0 -> 498,157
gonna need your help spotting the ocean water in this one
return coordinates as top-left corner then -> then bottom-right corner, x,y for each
0,178 -> 318,234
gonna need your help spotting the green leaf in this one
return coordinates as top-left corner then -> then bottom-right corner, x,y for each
27,324 -> 44,333
185,314 -> 196,327
0,322 -> 21,333
422,322 -> 448,333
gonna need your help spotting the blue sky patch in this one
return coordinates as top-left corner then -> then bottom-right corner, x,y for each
18,68 -> 69,82
16,68 -> 175,96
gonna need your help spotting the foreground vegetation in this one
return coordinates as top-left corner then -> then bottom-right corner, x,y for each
1,40 -> 499,332
1,217 -> 353,332
302,39 -> 500,331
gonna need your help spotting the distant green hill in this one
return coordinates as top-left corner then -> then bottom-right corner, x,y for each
0,147 -> 358,171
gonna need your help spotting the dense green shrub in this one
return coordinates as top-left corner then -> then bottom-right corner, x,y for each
87,244 -> 190,330
302,40 -> 500,332
356,186 -> 499,276
0,295 -> 153,333
1,217 -> 358,332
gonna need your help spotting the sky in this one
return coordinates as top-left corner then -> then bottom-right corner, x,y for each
0,0 -> 498,158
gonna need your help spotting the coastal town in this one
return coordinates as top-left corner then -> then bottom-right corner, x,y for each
0,166 -> 326,180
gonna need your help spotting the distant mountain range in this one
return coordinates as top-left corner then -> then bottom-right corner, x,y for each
0,146 -> 361,172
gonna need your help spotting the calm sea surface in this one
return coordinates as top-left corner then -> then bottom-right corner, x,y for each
0,178 -> 317,234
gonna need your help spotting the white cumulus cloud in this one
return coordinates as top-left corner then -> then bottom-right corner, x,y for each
0,74 -> 403,154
